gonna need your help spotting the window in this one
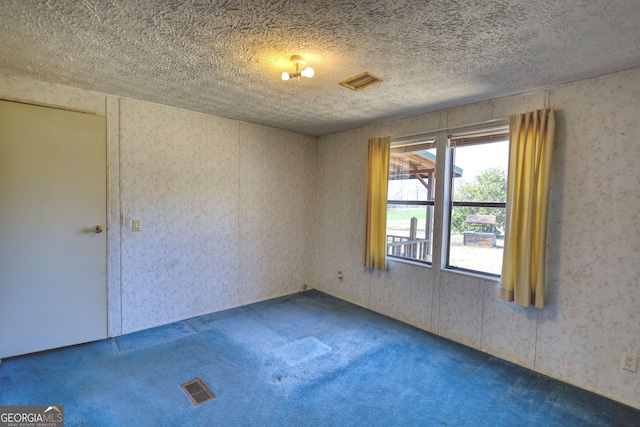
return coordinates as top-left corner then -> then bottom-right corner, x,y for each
386,122 -> 509,277
446,126 -> 509,276
386,138 -> 437,264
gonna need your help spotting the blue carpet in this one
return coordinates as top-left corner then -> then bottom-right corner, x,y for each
1,290 -> 639,426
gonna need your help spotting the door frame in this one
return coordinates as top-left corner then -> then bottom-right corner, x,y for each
0,100 -> 110,358
0,78 -> 123,343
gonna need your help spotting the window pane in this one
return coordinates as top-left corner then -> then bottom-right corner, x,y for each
451,141 -> 508,203
448,139 -> 508,275
387,204 -> 433,263
449,206 -> 505,275
388,148 -> 436,202
387,147 -> 436,263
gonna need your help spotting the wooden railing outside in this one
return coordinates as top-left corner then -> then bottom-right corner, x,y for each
387,217 -> 431,262
387,235 -> 430,261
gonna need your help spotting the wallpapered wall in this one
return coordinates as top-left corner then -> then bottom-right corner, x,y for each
119,99 -> 241,332
314,68 -> 640,408
118,101 -> 317,334
0,74 -> 317,336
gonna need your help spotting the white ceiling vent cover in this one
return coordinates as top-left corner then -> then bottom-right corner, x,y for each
339,72 -> 383,91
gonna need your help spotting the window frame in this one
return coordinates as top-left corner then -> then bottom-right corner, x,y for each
386,137 -> 437,265
386,120 -> 509,279
444,125 -> 509,277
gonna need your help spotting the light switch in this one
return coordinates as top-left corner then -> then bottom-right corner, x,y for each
132,219 -> 141,231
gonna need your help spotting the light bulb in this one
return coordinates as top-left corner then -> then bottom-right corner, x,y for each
281,71 -> 290,81
301,67 -> 314,78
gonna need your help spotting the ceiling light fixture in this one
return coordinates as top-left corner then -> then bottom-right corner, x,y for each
281,55 -> 314,81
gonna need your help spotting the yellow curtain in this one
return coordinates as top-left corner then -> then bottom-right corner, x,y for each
363,136 -> 391,270
500,109 -> 555,308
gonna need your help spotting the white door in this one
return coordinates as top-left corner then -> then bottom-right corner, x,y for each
0,100 -> 107,359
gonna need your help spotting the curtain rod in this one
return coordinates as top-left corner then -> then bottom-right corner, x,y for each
391,118 -> 509,144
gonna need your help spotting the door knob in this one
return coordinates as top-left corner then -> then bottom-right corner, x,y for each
92,225 -> 104,234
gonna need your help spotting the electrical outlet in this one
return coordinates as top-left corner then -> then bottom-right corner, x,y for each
302,284 -> 308,291
222,282 -> 229,293
622,352 -> 638,372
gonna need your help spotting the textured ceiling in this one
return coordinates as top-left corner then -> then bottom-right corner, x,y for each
1,1 -> 640,136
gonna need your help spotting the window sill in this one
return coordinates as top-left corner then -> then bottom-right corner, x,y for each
386,257 -> 500,284
443,267 -> 500,283
387,256 -> 432,269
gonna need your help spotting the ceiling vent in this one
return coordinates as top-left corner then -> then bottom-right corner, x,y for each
339,72 -> 383,91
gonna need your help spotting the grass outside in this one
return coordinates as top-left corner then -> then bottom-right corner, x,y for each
387,207 -> 427,222
449,234 -> 503,276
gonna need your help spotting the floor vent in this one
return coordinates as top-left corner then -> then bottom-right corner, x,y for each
181,378 -> 215,406
339,72 -> 383,91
